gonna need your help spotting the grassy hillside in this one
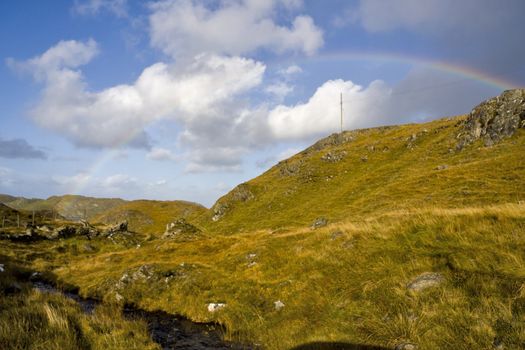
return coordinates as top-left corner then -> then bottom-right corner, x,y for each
92,199 -> 207,236
1,90 -> 524,349
199,115 -> 524,234
0,194 -> 126,220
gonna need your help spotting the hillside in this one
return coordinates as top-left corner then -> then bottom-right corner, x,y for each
199,89 -> 525,234
0,194 -> 125,220
92,199 -> 207,235
1,89 -> 524,350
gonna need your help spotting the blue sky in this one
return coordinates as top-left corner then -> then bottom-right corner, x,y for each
0,0 -> 524,207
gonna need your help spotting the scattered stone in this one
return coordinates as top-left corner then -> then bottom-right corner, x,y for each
30,272 -> 41,280
163,218 -> 200,239
330,230 -> 344,240
278,159 -> 303,177
274,300 -> 285,311
321,151 -> 347,163
247,253 -> 257,260
207,303 -> 226,312
407,272 -> 444,292
435,165 -> 448,171
0,264 -> 4,272
395,343 -> 417,350
457,89 -> 525,150
360,155 -> 368,162
311,217 -> 328,229
247,262 -> 257,268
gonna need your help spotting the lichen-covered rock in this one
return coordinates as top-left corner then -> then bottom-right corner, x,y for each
407,272 -> 444,292
321,151 -> 347,163
163,218 -> 200,239
311,217 -> 328,229
457,89 -> 525,149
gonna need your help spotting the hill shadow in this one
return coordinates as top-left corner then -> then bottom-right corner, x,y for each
289,342 -> 391,350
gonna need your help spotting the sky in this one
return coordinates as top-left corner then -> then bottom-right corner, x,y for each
0,0 -> 524,207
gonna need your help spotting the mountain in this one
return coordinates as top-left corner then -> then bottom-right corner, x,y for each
199,89 -> 525,234
92,199 -> 207,235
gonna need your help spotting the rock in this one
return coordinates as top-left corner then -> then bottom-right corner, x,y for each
246,253 -> 257,260
107,221 -> 128,235
78,220 -> 100,238
305,133 -> 355,153
207,303 -> 226,312
279,159 -> 303,177
311,217 -> 328,229
457,89 -> 525,150
0,264 -> 4,272
395,343 -> 417,350
407,272 -> 444,292
360,155 -> 368,162
274,300 -> 285,310
211,183 -> 254,221
82,243 -> 97,253
321,151 -> 347,163
247,262 -> 257,267
4,282 -> 22,295
115,292 -> 124,302
435,165 -> 448,171
163,218 -> 200,239
50,226 -> 77,240
493,338 -> 504,350
330,230 -> 343,240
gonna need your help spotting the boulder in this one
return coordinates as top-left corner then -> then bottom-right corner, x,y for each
395,343 -> 417,350
207,303 -> 226,312
311,217 -> 328,229
163,218 -> 200,239
457,89 -> 525,149
321,151 -> 347,163
407,272 -> 444,292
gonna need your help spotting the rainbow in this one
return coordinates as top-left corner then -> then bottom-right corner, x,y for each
301,51 -> 522,91
69,51 -> 523,195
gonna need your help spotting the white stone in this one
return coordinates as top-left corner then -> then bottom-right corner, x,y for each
115,292 -> 124,302
207,303 -> 226,312
274,300 -> 285,310
0,264 -> 4,273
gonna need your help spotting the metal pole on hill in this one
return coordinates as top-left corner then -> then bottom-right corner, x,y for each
340,92 -> 343,133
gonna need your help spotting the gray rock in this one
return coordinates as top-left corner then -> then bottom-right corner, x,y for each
163,218 -> 200,238
321,151 -> 347,163
360,155 -> 368,162
435,165 -> 448,171
457,89 -> 525,150
0,264 -> 4,272
211,183 -> 254,221
82,243 -> 97,253
311,217 -> 328,229
407,272 -> 444,292
395,343 -> 417,350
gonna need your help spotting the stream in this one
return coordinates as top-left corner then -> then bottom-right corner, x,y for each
33,281 -> 252,350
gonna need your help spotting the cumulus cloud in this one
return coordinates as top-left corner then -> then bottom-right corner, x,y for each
268,79 -> 392,140
0,138 -> 47,159
10,40 -> 266,152
148,0 -> 323,59
278,64 -> 303,77
72,0 -> 128,17
265,82 -> 294,100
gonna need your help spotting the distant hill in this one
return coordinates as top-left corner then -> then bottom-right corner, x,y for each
197,89 -> 525,233
0,194 -> 125,220
92,199 -> 207,235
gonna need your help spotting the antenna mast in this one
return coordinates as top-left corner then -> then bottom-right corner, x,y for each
340,92 -> 343,133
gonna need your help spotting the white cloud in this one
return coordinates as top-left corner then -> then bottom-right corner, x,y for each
278,64 -> 303,77
101,174 -> 137,189
72,0 -> 128,17
146,147 -> 176,161
268,79 -> 392,140
11,40 -> 266,151
148,0 -> 323,59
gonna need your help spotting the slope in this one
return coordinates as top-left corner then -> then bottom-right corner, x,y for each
92,199 -> 207,235
200,89 -> 525,234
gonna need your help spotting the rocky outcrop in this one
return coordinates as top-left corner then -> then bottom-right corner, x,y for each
162,218 -> 200,239
457,89 -> 525,149
407,272 -> 444,292
211,183 -> 254,222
